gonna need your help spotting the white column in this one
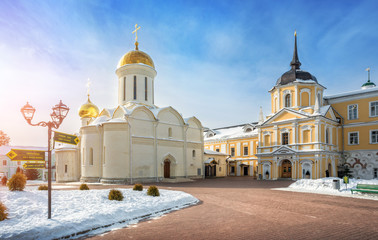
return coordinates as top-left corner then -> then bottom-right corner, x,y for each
294,85 -> 298,108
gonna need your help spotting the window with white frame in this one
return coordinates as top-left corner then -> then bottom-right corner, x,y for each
325,128 -> 329,144
243,146 -> 248,156
282,133 -> 289,145
285,94 -> 291,107
371,130 -> 378,144
348,132 -> 359,145
231,147 -> 235,157
348,104 -> 358,120
370,101 -> 378,117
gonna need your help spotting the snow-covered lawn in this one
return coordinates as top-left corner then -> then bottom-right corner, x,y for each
0,186 -> 198,240
275,177 -> 378,201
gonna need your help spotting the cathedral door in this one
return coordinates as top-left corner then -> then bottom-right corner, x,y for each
281,160 -> 292,178
164,160 -> 170,178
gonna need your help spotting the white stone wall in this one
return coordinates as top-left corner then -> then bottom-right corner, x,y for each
56,148 -> 80,182
102,123 -> 130,179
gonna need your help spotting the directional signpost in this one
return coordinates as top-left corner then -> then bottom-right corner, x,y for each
23,162 -> 46,169
54,131 -> 79,145
6,149 -> 45,161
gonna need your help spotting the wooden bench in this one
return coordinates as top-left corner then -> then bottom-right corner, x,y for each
351,184 -> 378,194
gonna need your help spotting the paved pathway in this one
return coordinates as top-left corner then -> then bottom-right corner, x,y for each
83,177 -> 378,240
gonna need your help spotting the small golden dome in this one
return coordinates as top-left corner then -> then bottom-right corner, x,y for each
78,95 -> 99,118
117,42 -> 155,69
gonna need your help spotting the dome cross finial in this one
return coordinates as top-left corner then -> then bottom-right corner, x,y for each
132,24 -> 141,50
366,67 -> 371,82
290,30 -> 301,70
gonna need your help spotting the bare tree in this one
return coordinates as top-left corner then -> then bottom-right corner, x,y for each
0,130 -> 10,147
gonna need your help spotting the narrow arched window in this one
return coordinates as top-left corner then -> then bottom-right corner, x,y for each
145,77 -> 148,101
318,93 -> 321,105
285,94 -> 291,107
168,127 -> 172,138
325,128 -> 329,144
133,76 -> 137,100
123,77 -> 126,101
89,148 -> 94,165
192,150 -> 196,158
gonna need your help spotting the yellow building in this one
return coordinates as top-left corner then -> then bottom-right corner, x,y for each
204,149 -> 229,177
204,124 -> 259,178
205,33 -> 378,180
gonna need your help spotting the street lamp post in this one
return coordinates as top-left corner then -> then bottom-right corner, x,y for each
21,100 -> 69,219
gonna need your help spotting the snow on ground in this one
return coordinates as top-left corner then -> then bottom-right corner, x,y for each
274,177 -> 378,201
0,186 -> 198,240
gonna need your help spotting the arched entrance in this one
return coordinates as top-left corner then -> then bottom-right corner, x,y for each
281,160 -> 292,178
164,159 -> 170,178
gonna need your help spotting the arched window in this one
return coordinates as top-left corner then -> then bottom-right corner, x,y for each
317,93 -> 321,106
145,77 -> 148,101
123,77 -> 126,101
192,150 -> 196,158
89,148 -> 94,165
168,127 -> 172,138
282,133 -> 289,145
133,76 -> 137,100
285,94 -> 291,107
325,128 -> 329,144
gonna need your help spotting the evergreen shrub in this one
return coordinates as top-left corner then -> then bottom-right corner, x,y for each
108,189 -> 124,201
0,201 -> 8,221
38,185 -> 48,190
147,185 -> 160,197
79,183 -> 89,190
1,176 -> 7,186
133,183 -> 143,191
7,172 -> 27,191
25,169 -> 40,180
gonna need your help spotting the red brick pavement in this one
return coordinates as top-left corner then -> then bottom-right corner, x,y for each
79,177 -> 378,240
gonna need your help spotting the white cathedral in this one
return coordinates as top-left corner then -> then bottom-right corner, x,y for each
55,32 -> 204,183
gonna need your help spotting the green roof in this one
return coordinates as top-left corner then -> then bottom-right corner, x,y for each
362,80 -> 376,87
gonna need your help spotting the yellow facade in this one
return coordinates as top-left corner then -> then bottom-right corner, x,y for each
204,34 -> 378,180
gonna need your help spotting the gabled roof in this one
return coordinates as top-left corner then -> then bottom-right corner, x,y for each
271,146 -> 297,155
204,123 -> 258,141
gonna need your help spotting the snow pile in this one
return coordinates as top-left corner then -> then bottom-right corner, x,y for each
276,177 -> 378,200
0,188 -> 198,240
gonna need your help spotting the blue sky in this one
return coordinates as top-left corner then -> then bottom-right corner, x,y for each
1,0 -> 378,146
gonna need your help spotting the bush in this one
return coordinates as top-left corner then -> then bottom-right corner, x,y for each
1,176 -> 7,186
133,184 -> 143,191
38,185 -> 48,190
0,201 -> 8,221
108,189 -> 124,201
25,169 -> 40,180
7,172 -> 27,191
79,184 -> 89,190
147,185 -> 160,197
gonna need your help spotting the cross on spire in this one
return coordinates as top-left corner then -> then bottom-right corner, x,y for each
132,24 -> 141,50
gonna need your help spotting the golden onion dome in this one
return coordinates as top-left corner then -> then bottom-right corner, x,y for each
78,95 -> 99,118
117,42 -> 155,69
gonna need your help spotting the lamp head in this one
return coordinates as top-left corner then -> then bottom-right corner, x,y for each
21,102 -> 35,123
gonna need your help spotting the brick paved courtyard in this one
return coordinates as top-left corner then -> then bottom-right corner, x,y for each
80,177 -> 378,240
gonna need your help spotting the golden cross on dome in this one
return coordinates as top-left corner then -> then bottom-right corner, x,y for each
132,24 -> 141,42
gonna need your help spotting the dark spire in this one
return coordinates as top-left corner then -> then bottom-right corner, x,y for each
290,31 -> 301,70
